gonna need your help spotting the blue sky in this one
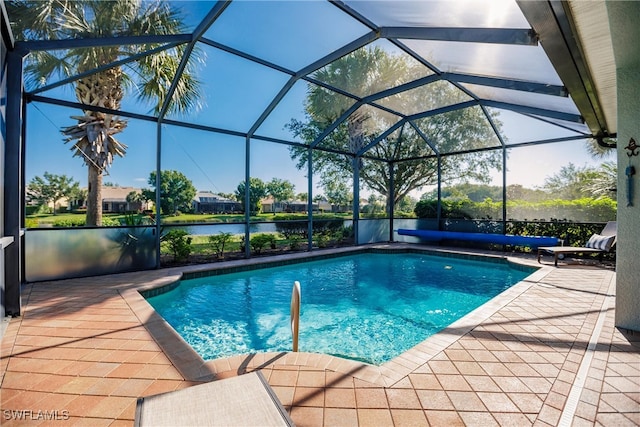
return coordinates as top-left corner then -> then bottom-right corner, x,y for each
26,92 -> 611,198
23,1 -> 614,199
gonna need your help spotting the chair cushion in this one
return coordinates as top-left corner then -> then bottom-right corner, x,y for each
585,234 -> 615,251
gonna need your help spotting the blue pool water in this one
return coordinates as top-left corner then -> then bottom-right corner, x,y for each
147,252 -> 534,365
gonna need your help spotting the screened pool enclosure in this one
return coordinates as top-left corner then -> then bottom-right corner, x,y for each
4,0 -> 617,283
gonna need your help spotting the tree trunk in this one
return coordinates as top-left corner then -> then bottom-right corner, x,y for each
86,165 -> 103,226
387,191 -> 394,216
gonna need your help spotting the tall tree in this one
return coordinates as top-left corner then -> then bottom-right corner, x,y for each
266,178 -> 295,203
235,178 -> 268,214
126,190 -> 147,212
540,163 -> 601,200
142,170 -> 196,215
542,161 -> 617,200
27,172 -> 80,215
324,180 -> 352,208
287,46 -> 501,213
9,0 -> 202,226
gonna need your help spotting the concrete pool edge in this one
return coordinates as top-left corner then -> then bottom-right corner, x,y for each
125,243 -> 550,385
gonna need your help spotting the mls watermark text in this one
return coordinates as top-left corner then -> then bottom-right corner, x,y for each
3,409 -> 70,421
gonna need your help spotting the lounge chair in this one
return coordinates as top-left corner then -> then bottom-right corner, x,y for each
537,221 -> 617,267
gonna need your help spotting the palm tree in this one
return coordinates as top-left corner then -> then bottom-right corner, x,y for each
8,0 -> 202,225
585,161 -> 617,199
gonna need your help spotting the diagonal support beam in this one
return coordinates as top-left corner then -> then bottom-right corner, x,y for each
409,121 -> 440,156
357,119 -> 406,156
380,27 -> 538,45
30,42 -> 183,95
247,31 -> 378,139
158,1 -> 231,119
15,34 -> 191,53
310,102 -> 362,148
407,100 -> 478,122
297,31 -> 379,77
480,100 -> 583,123
443,72 -> 567,97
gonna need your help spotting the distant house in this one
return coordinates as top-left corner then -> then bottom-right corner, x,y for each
260,196 -> 285,213
285,200 -> 315,213
261,196 -> 319,214
25,192 -> 71,214
36,185 -> 148,213
317,200 -> 332,212
101,186 -> 147,213
192,191 -> 241,214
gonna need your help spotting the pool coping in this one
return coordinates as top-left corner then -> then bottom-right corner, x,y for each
123,243 -> 552,386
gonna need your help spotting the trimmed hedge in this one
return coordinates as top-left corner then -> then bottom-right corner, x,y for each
506,220 -> 607,247
415,197 -> 616,223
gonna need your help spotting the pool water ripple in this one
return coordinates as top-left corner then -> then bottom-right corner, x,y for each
147,252 -> 535,365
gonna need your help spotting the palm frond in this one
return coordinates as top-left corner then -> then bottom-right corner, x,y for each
56,1 -> 90,35
134,44 -> 204,116
23,51 -> 74,88
13,0 -> 204,119
123,1 -> 185,36
583,161 -> 617,198
7,0 -> 75,40
62,114 -> 128,172
586,137 -> 617,159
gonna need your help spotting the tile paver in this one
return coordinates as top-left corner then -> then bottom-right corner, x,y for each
1,245 -> 637,426
358,408 -> 394,426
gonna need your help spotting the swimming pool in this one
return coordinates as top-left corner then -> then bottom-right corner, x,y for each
146,251 -> 535,365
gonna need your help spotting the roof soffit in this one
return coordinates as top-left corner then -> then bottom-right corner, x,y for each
516,0 -> 610,137
566,0 -> 616,134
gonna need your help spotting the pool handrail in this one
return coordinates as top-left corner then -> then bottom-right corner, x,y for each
291,281 -> 301,352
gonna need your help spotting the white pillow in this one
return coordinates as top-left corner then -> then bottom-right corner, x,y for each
585,234 -> 615,251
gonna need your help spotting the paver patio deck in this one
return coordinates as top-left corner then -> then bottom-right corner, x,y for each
1,245 -> 638,426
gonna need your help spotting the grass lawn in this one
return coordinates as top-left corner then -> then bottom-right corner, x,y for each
26,212 -> 144,227
26,211 -> 353,227
188,234 -> 243,256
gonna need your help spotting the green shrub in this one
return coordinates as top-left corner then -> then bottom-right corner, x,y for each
161,229 -> 192,262
119,213 -> 153,226
339,225 -> 353,239
250,233 -> 275,254
273,218 -> 307,239
52,217 -> 86,227
52,216 -> 124,228
316,233 -> 329,248
25,205 -> 42,215
505,198 -> 616,222
24,217 -> 39,228
289,236 -> 303,251
414,199 -> 474,219
101,217 -> 121,227
506,220 -> 605,247
208,232 -> 233,258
